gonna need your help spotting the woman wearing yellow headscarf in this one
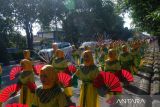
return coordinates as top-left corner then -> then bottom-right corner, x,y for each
23,50 -> 32,61
76,50 -> 99,107
17,59 -> 35,106
32,65 -> 67,107
119,45 -> 133,74
104,49 -> 121,73
51,49 -> 68,72
51,49 -> 73,104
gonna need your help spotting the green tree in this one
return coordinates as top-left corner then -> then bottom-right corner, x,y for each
118,0 -> 160,36
63,0 -> 126,41
38,0 -> 66,31
12,0 -> 40,49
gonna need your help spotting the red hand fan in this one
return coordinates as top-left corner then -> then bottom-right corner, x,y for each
58,72 -> 71,87
121,69 -> 134,82
6,103 -> 29,107
10,66 -> 23,80
27,82 -> 37,92
68,65 -> 77,73
93,71 -> 122,93
0,84 -> 20,102
33,64 -> 44,75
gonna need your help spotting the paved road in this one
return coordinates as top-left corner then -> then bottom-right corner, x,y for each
1,40 -> 160,107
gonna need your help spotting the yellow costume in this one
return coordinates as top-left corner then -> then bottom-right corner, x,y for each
18,59 -> 35,106
23,50 -> 32,61
50,43 -> 58,64
72,45 -> 80,65
51,49 -> 68,72
119,45 -> 133,73
32,65 -> 67,107
104,49 -> 121,73
76,50 -> 99,107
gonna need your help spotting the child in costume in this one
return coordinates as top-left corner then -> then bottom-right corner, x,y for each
94,44 -> 100,64
76,50 -> 99,107
32,65 -> 67,107
51,49 -> 74,104
72,45 -> 80,65
50,43 -> 58,64
103,49 -> 123,103
51,49 -> 68,73
104,49 -> 121,73
131,42 -> 141,73
99,44 -> 108,70
119,45 -> 133,74
23,50 -> 32,61
14,59 -> 36,106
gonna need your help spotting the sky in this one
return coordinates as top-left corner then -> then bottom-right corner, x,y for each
19,13 -> 133,36
123,13 -> 133,29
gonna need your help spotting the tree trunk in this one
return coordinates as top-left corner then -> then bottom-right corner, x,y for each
25,22 -> 33,50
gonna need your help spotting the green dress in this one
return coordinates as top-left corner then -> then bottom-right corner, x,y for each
52,58 -> 68,72
119,52 -> 133,73
72,49 -> 80,65
131,48 -> 141,69
99,48 -> 108,70
32,85 -> 67,107
77,64 -> 99,107
104,59 -> 121,73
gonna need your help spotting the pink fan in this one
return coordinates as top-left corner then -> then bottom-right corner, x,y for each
68,65 -> 77,73
94,71 -> 122,93
33,64 -> 44,75
0,84 -> 20,102
58,72 -> 71,87
10,66 -> 23,80
27,82 -> 37,92
6,103 -> 29,107
121,69 -> 134,82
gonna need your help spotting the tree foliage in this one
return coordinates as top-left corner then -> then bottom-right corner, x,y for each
12,0 -> 40,49
118,0 -> 160,36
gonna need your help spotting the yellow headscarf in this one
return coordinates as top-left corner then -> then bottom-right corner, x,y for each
82,50 -> 94,66
55,49 -> 65,58
108,49 -> 117,61
40,65 -> 58,89
20,59 -> 33,71
23,50 -> 30,60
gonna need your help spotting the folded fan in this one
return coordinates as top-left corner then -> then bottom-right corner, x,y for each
67,65 -> 77,73
10,66 -> 23,80
58,72 -> 71,87
27,82 -> 37,92
0,84 -> 20,102
6,103 -> 29,107
121,69 -> 134,82
93,71 -> 122,93
33,64 -> 44,75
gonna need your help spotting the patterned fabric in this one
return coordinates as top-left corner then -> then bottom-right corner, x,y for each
104,60 -> 121,73
77,65 -> 99,107
20,71 -> 33,79
36,85 -> 62,103
18,70 -> 35,106
80,64 -> 97,75
52,58 -> 68,72
119,52 -> 133,71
